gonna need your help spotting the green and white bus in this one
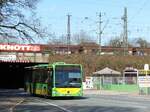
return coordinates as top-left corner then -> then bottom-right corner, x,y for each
24,62 -> 83,97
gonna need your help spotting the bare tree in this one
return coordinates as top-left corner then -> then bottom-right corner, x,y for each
48,34 -> 67,45
72,30 -> 95,44
135,37 -> 149,48
0,0 -> 48,43
108,37 -> 123,47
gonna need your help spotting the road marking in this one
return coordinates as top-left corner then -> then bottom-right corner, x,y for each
35,99 -> 73,112
10,98 -> 25,112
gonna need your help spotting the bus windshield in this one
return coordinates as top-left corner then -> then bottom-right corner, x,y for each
55,65 -> 82,88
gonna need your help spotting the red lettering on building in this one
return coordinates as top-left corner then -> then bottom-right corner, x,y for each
0,44 -> 41,52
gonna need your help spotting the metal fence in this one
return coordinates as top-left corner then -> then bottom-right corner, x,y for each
92,76 -> 150,95
92,76 -> 138,90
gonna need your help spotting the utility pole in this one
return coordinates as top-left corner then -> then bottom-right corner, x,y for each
98,12 -> 102,55
122,7 -> 128,55
67,14 -> 71,55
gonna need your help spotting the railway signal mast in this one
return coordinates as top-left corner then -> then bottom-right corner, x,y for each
97,12 -> 103,55
67,14 -> 71,55
122,7 -> 128,55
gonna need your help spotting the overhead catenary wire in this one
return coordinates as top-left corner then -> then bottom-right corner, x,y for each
129,0 -> 149,23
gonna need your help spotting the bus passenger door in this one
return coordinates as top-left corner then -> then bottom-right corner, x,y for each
47,69 -> 53,96
42,69 -> 53,96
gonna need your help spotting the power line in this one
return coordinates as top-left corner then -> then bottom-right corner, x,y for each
129,0 -> 149,22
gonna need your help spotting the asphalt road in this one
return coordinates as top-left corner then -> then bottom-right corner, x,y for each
0,89 -> 150,112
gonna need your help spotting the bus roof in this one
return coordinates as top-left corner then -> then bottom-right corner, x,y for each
25,62 -> 81,69
50,62 -> 81,67
25,64 -> 49,69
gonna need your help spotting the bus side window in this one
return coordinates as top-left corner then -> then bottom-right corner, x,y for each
45,70 -> 50,83
38,69 -> 43,83
36,70 -> 40,82
33,69 -> 41,83
32,70 -> 36,83
42,69 -> 48,83
45,75 -> 50,83
44,69 -> 53,83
